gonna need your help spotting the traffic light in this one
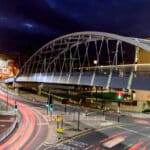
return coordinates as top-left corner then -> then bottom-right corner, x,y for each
45,95 -> 53,108
48,95 -> 53,105
45,95 -> 54,114
116,92 -> 123,101
45,101 -> 49,108
14,104 -> 18,112
62,99 -> 70,104
49,104 -> 54,112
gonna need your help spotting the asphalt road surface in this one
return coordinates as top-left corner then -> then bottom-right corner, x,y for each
1,88 -> 150,150
49,114 -> 150,150
0,90 -> 49,150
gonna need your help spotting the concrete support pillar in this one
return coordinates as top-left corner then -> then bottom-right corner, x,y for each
37,86 -> 42,95
132,91 -> 136,101
92,86 -> 96,91
15,87 -> 20,94
37,83 -> 43,95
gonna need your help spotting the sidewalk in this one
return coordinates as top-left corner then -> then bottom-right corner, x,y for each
122,111 -> 150,119
44,111 -> 116,146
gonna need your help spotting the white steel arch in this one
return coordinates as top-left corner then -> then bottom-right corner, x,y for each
15,31 -> 150,90
19,31 -> 150,76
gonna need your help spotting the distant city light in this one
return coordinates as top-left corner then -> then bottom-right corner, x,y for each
0,55 -> 19,79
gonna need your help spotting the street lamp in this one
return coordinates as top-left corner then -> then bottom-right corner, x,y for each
93,60 -> 98,65
93,60 -> 98,105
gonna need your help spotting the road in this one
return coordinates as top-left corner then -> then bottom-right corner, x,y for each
0,90 -> 49,150
0,88 -> 150,150
49,112 -> 150,150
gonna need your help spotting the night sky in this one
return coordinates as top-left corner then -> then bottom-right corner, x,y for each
0,0 -> 150,57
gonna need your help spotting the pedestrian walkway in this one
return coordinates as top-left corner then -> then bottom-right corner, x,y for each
122,111 -> 150,119
43,111 -> 116,146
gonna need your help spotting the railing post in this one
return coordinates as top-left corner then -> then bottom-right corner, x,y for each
106,71 -> 112,89
127,71 -> 134,90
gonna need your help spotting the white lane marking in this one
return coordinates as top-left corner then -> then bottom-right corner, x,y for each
103,136 -> 125,148
36,123 -> 49,126
118,126 -> 150,137
83,145 -> 94,150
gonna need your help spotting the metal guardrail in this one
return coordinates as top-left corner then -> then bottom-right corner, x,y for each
0,117 -> 18,143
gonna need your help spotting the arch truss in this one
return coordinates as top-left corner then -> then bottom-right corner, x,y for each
16,31 -> 150,90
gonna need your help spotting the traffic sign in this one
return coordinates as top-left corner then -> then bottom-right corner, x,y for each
57,128 -> 64,133
55,116 -> 62,122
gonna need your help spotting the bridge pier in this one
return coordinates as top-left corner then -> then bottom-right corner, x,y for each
37,87 -> 41,95
15,87 -> 20,94
37,84 -> 43,95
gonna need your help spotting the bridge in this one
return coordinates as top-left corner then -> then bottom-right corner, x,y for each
4,32 -> 150,90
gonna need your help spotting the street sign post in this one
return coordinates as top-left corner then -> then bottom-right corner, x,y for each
57,128 -> 64,133
62,99 -> 70,112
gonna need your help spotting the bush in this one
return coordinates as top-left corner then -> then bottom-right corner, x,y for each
142,109 -> 150,113
78,92 -> 117,100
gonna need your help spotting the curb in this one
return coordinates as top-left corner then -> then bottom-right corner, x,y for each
50,122 -> 124,146
0,118 -> 18,143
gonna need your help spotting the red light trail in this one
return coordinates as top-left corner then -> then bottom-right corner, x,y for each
0,90 -> 48,149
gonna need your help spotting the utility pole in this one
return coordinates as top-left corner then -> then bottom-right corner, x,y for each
77,109 -> 80,131
117,101 -> 121,122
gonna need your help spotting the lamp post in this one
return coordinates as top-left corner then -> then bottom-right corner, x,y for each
6,85 -> 8,111
93,59 -> 98,65
93,59 -> 98,69
77,109 -> 80,131
93,60 -> 98,104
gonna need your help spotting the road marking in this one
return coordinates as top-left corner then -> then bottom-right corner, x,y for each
118,126 -> 150,137
36,123 -> 49,126
86,112 -> 95,115
133,119 -> 150,125
83,145 -> 94,150
27,108 -> 49,150
100,131 -> 125,143
103,136 -> 126,148
145,126 -> 150,129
